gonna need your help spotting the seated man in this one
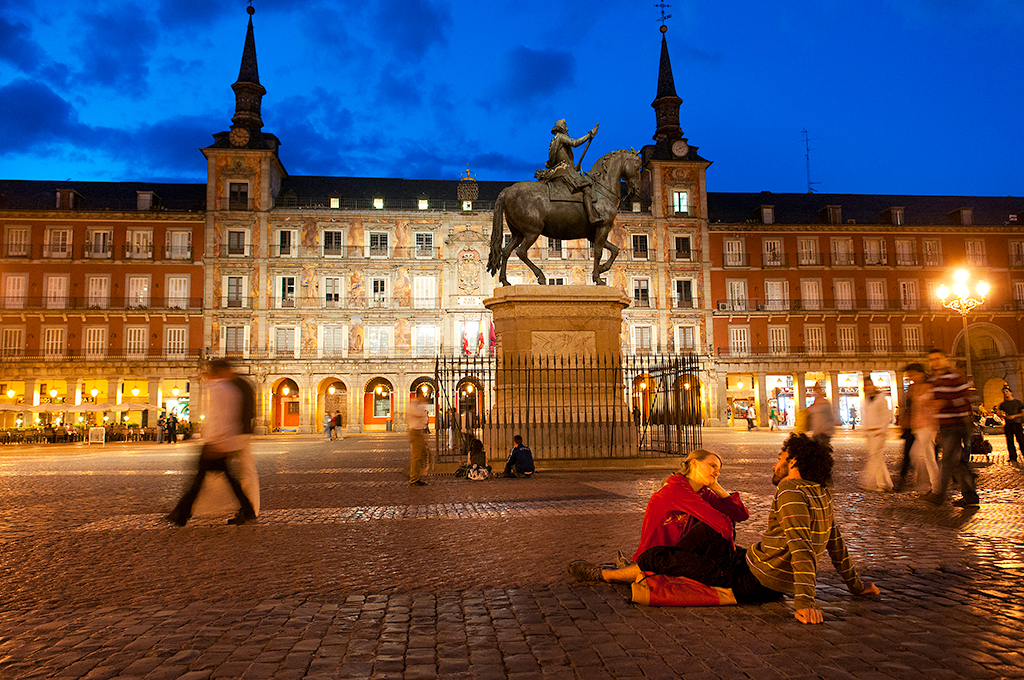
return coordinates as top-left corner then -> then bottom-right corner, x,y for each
570,433 -> 879,624
503,434 -> 535,478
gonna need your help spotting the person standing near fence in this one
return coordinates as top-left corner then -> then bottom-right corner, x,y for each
408,394 -> 429,486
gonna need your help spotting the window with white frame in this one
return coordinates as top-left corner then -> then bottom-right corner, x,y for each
895,239 -> 916,266
870,325 -> 890,354
275,327 -> 297,357
899,280 -> 919,310
43,326 -> 66,358
902,325 -> 922,353
726,280 -> 747,311
167,231 -> 191,259
5,227 -> 28,257
87,229 -> 112,258
127,276 -> 150,308
276,228 -> 298,257
224,326 -> 248,356
632,278 -> 650,308
278,276 -> 296,308
724,239 -> 745,266
87,276 -> 110,307
45,228 -> 71,258
834,280 -> 854,310
632,234 -> 649,260
548,238 -> 563,259
372,197 -> 384,210
44,274 -> 68,309
798,237 -> 820,265
863,237 -> 887,266
2,274 -> 27,309
324,276 -> 341,308
125,326 -> 147,359
837,325 -> 857,354
672,191 -> 689,214
922,239 -> 941,266
323,230 -> 344,257
769,326 -> 789,355
165,327 -> 188,357
227,230 -> 247,257
414,325 -> 437,356
367,327 -> 390,356
2,327 -> 25,357
370,277 -> 388,308
166,276 -> 188,309
728,326 -> 749,355
763,238 -> 783,267
322,325 -> 344,355
676,325 -> 696,352
831,237 -> 854,266
805,325 -> 825,355
867,280 -> 886,310
674,279 -> 695,309
633,325 -> 652,354
127,230 -> 153,259
674,235 -> 692,261
1010,241 -> 1024,268
965,239 -> 986,266
800,279 -> 822,311
413,275 -> 437,309
415,232 -> 433,258
225,275 -> 246,308
1014,281 -> 1024,308
765,280 -> 788,311
368,232 -> 388,258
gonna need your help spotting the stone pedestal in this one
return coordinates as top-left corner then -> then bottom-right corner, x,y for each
483,285 -> 637,460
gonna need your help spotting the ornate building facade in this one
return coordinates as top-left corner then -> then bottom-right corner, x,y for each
1,13 -> 1021,435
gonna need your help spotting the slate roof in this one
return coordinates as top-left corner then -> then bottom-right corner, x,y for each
0,180 -> 206,212
278,176 -> 514,203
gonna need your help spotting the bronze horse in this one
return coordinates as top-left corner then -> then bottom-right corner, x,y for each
487,149 -> 642,285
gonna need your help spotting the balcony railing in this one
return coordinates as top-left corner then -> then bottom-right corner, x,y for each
0,348 -> 203,362
1,242 -> 32,258
722,253 -> 750,268
123,244 -> 154,260
670,249 -> 695,262
762,253 -> 788,268
0,296 -> 203,311
629,248 -> 654,261
830,252 -> 856,266
895,255 -> 919,266
670,296 -> 700,309
716,346 -> 923,358
631,296 -> 652,308
261,296 -> 441,311
797,253 -> 824,267
42,244 -> 73,259
713,298 -> 945,313
82,243 -> 113,259
863,254 -> 888,266
164,245 -> 193,260
1009,255 -> 1024,269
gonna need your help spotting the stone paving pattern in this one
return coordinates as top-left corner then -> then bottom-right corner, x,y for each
0,430 -> 1022,679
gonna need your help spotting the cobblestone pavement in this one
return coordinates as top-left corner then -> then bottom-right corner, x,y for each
1,430 -> 1023,679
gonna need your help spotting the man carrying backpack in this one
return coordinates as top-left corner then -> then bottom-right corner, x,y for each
503,434 -> 535,478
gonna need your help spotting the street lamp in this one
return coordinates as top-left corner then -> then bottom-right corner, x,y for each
937,269 -> 989,380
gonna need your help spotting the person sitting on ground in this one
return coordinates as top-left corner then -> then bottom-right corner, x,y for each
503,435 -> 535,478
570,449 -> 749,581
569,435 -> 880,624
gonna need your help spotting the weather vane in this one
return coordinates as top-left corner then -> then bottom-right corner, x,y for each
655,2 -> 672,26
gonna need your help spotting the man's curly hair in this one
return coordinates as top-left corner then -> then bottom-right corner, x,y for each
782,433 -> 833,486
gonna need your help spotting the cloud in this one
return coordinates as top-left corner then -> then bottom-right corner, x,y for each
0,16 -> 44,72
494,46 -> 576,104
0,79 -> 85,152
73,3 -> 158,93
371,0 -> 451,60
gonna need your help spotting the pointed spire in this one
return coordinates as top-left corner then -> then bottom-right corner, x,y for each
231,5 -> 266,137
236,8 -> 261,86
651,25 -> 683,142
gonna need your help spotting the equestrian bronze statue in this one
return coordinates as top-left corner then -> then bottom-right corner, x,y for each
487,121 -> 641,286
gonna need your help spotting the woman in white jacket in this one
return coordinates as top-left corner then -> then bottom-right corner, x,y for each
860,376 -> 893,491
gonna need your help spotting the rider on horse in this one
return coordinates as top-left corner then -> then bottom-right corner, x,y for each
535,119 -> 600,227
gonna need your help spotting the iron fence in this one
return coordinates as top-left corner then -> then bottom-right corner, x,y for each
433,353 -> 702,465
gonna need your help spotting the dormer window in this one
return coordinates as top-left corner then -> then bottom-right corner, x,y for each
882,206 -> 904,226
825,205 -> 842,224
373,197 -> 384,210
462,201 -> 473,211
329,197 -> 341,209
417,198 -> 429,211
949,207 -> 973,226
760,206 -> 775,224
136,191 -> 159,210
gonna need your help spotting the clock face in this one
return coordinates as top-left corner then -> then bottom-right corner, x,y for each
672,140 -> 689,158
229,127 -> 250,147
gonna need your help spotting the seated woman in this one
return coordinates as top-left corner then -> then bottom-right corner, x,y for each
569,449 -> 748,583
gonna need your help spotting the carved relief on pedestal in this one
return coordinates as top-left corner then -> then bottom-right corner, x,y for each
531,331 -> 596,357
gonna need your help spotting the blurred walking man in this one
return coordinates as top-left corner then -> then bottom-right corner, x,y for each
408,394 -> 430,486
926,349 -> 980,508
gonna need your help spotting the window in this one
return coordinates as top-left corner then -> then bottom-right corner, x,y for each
324,277 -> 341,308
674,236 -> 692,261
224,326 -> 247,356
167,231 -> 191,259
324,230 -> 344,257
367,327 -> 390,356
903,325 -> 922,353
863,237 -> 887,266
43,327 -> 66,359
965,239 -> 986,266
831,237 -> 854,266
763,239 -> 783,267
1010,242 -> 1024,268
899,280 -> 919,310
127,230 -> 153,259
895,239 -> 917,266
676,326 -> 696,352
167,276 -> 189,309
127,276 -> 150,308
870,325 -> 890,355
674,279 -> 695,309
805,326 -> 825,355
548,238 -> 563,259
547,277 -> 565,285
415,232 -> 433,258
633,325 -> 652,354
372,197 -> 384,210
276,229 -> 296,257
228,182 -> 248,210
45,228 -> 71,258
125,327 -> 147,359
463,200 -> 473,211
761,206 -> 774,224
329,197 -> 341,209
2,328 -> 25,357
769,326 -> 789,354
764,280 -> 788,311
837,325 -> 857,354
867,280 -> 886,311
368,232 -> 388,257
275,327 -> 297,357
82,276 -> 107,310
834,280 -> 854,310
279,276 -> 296,308
800,280 -> 822,311
418,198 -> 429,210
922,239 -> 941,267
227,230 -> 247,256
726,280 -> 747,311
632,279 -> 650,308
414,325 -> 437,356
45,275 -> 68,309
5,227 -> 28,257
413,276 -> 437,309
165,327 -> 188,357
322,326 -> 345,356
1013,281 -> 1024,308
632,234 -> 649,260
728,327 -> 749,355
369,277 -> 388,308
226,276 -> 245,308
87,230 -> 111,258
724,239 -> 745,267
2,274 -> 27,309
672,191 -> 689,214
798,238 -> 820,266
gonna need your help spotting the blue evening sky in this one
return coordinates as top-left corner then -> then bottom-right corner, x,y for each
1,0 -> 1021,196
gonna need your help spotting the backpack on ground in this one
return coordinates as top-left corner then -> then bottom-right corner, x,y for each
232,375 -> 257,434
467,464 -> 490,481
